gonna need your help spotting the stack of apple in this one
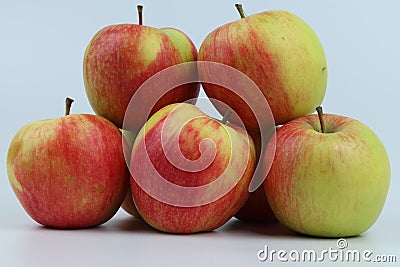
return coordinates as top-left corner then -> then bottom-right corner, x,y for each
7,4 -> 390,237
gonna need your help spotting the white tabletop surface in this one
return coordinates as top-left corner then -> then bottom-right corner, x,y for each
1,203 -> 399,267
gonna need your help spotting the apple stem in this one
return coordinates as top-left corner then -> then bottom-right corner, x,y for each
137,5 -> 143,25
65,97 -> 74,116
235,4 -> 246,18
316,106 -> 325,133
221,110 -> 233,125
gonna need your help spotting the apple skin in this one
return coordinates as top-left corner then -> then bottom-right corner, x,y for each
83,24 -> 199,128
121,189 -> 141,218
121,129 -> 137,150
234,186 -> 277,223
198,10 -> 327,128
130,103 -> 256,233
7,114 -> 129,228
120,129 -> 141,217
263,113 -> 390,237
234,128 -> 277,223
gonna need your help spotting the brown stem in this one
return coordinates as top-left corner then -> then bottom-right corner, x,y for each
65,97 -> 74,116
221,110 -> 233,125
316,106 -> 325,133
137,5 -> 143,25
235,4 -> 246,18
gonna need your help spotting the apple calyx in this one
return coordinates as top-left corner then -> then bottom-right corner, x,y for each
137,5 -> 143,25
65,97 -> 74,116
316,106 -> 325,133
235,4 -> 246,19
221,109 -> 233,125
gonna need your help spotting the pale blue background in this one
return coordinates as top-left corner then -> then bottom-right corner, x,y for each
1,0 -> 399,266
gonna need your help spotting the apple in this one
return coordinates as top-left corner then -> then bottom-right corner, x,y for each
121,189 -> 141,218
120,129 -> 141,217
121,129 -> 137,149
7,98 -> 129,228
198,4 -> 327,129
234,186 -> 277,223
234,128 -> 277,223
129,103 -> 256,233
83,5 -> 200,128
263,107 -> 391,237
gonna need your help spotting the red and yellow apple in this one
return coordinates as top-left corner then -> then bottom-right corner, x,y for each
120,129 -> 141,217
7,98 -> 129,228
83,6 -> 199,128
121,189 -> 141,218
234,186 -> 277,223
129,103 -> 256,233
264,108 -> 391,237
234,128 -> 277,223
198,4 -> 327,129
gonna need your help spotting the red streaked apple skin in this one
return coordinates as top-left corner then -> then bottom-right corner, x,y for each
199,10 -> 327,128
7,114 -> 129,228
264,114 -> 390,237
130,103 -> 256,233
161,28 -> 198,62
83,24 -> 199,128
